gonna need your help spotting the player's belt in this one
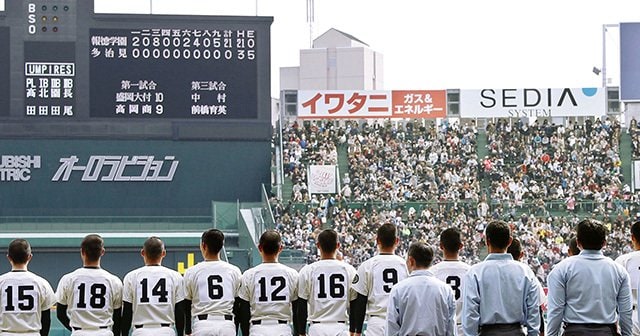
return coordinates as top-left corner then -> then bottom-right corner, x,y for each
1,331 -> 38,333
197,314 -> 233,321
71,326 -> 109,331
134,324 -> 172,328
251,320 -> 288,325
311,321 -> 346,324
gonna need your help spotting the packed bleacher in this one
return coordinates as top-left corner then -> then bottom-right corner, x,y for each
271,117 -> 639,285
484,118 -> 624,208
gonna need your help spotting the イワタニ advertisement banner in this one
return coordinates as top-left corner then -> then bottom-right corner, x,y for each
297,90 -> 447,119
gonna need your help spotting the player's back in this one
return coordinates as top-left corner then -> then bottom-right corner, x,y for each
0,270 -> 56,333
183,260 -> 242,316
430,260 -> 470,330
56,267 -> 123,329
352,254 -> 408,317
123,265 -> 185,326
240,263 -> 299,322
616,250 -> 640,305
298,259 -> 356,323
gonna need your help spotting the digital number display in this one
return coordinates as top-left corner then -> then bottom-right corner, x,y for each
89,28 -> 258,119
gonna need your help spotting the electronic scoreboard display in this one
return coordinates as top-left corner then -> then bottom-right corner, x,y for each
1,0 -> 273,140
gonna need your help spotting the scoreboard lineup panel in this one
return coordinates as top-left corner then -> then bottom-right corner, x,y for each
1,0 -> 273,140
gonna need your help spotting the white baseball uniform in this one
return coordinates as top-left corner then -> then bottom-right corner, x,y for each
238,263 -> 299,336
0,270 -> 56,336
298,259 -> 357,336
183,260 -> 241,336
123,265 -> 186,336
430,259 -> 470,335
616,250 -> 640,336
351,254 -> 408,336
56,267 -> 123,336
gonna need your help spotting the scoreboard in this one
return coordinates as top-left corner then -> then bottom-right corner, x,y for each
0,1 -> 273,140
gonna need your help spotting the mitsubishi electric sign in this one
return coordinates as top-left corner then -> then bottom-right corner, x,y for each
0,139 -> 269,216
0,155 -> 41,181
52,155 -> 179,182
0,154 -> 178,182
459,88 -> 606,118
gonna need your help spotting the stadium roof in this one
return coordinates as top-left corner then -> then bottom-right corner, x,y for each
316,28 -> 370,47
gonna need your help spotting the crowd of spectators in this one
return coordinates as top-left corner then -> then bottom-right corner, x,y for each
630,117 -> 640,158
280,120 -> 341,202
344,119 -> 480,203
270,195 -> 637,286
484,118 -> 625,211
271,117 -> 637,285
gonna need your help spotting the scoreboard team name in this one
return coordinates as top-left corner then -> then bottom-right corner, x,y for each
0,155 -> 41,182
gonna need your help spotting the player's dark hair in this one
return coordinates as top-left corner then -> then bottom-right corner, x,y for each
202,229 -> 225,254
507,237 -> 522,261
407,242 -> 434,268
317,229 -> 338,254
485,220 -> 512,250
81,234 -> 104,262
568,236 -> 580,256
259,230 -> 282,255
143,236 -> 164,260
576,218 -> 606,250
632,221 -> 640,244
377,223 -> 397,249
440,227 -> 462,253
8,239 -> 31,264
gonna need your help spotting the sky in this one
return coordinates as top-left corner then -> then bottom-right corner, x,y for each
4,0 -> 639,97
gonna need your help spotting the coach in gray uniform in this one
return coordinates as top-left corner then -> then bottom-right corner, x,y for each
462,220 -> 540,336
547,218 -> 632,336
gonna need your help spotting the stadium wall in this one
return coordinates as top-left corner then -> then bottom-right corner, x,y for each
0,139 -> 271,216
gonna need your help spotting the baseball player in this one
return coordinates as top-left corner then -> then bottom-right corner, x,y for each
349,223 -> 408,336
547,219 -> 632,336
386,242 -> 456,336
462,220 -> 540,336
295,229 -> 357,336
567,236 -> 580,256
237,230 -> 301,336
0,239 -> 56,336
183,229 -> 242,336
56,234 -> 124,336
616,221 -> 640,336
121,237 -> 186,336
430,227 -> 470,336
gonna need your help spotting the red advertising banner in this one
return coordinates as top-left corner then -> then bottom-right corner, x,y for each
391,90 -> 447,118
297,90 -> 447,119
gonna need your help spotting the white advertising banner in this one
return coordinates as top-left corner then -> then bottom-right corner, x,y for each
459,88 -> 606,118
308,165 -> 337,194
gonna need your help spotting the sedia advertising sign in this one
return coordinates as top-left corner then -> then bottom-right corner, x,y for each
459,88 -> 606,118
